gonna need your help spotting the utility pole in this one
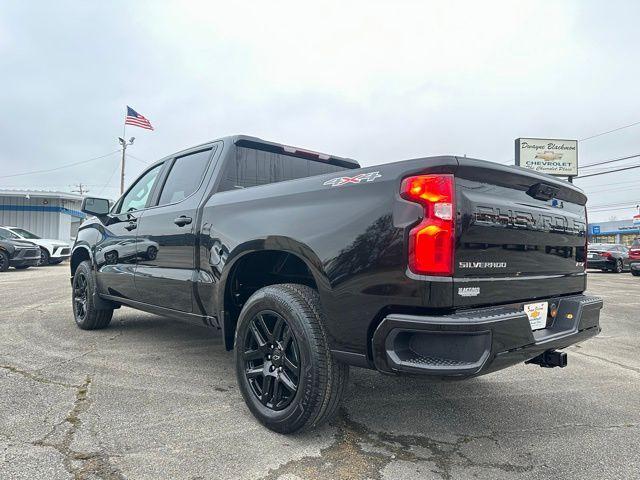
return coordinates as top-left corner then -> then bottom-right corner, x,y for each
118,136 -> 135,194
71,183 -> 89,195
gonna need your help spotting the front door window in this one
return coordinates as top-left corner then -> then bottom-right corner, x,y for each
117,164 -> 162,214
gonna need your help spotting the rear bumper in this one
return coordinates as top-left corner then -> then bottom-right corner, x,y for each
372,294 -> 602,377
587,259 -> 615,269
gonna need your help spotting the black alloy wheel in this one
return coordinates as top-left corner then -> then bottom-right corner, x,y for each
234,284 -> 349,433
73,271 -> 89,322
71,260 -> 113,329
242,310 -> 300,411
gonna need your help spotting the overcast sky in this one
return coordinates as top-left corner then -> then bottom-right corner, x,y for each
1,0 -> 639,222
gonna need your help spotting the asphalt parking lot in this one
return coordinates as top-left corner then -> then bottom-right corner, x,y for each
1,265 -> 638,480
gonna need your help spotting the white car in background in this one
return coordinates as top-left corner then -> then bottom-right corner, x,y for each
0,226 -> 71,266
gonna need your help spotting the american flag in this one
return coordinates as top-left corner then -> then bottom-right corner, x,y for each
125,106 -> 154,130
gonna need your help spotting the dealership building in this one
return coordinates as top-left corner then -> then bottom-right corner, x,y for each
588,216 -> 640,246
0,190 -> 85,242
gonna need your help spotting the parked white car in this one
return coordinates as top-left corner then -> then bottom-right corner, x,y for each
0,226 -> 70,265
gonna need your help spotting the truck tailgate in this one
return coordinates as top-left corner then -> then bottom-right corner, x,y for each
453,159 -> 587,308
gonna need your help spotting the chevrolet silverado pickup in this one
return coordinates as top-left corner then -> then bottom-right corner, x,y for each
71,135 -> 603,433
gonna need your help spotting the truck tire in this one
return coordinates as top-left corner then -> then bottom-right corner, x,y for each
234,284 -> 349,433
72,260 -> 113,330
0,250 -> 9,272
632,270 -> 640,277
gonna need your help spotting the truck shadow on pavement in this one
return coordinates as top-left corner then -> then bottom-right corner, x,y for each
90,312 -> 590,479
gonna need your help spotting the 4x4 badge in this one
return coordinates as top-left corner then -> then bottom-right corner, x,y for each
323,171 -> 382,187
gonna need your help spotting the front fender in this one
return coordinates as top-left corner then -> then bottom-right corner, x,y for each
70,244 -> 117,311
70,240 -> 96,271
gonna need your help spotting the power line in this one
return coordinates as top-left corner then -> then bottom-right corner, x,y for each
126,153 -> 150,165
579,164 -> 640,174
97,159 -> 122,197
588,200 -> 638,209
588,204 -> 638,212
579,120 -> 640,142
576,162 -> 640,179
583,179 -> 640,194
585,185 -> 639,196
0,150 -> 121,179
580,153 -> 640,169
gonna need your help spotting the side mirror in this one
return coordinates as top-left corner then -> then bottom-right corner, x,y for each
81,197 -> 111,217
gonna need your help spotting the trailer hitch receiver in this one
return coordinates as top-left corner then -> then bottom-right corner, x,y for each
525,349 -> 567,368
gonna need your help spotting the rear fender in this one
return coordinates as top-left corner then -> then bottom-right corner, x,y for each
217,236 -> 330,347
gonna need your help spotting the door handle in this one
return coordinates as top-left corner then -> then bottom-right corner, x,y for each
174,216 -> 192,227
124,221 -> 137,231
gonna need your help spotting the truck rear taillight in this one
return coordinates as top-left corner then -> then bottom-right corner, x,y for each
400,174 -> 455,276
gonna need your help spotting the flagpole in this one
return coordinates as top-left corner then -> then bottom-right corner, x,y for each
120,108 -> 127,196
119,106 -> 148,195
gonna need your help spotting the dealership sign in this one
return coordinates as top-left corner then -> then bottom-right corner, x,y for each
515,138 -> 578,177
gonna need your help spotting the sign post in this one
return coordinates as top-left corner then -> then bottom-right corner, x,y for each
515,138 -> 578,181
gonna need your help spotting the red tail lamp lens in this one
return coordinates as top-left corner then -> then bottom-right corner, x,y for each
400,174 -> 455,276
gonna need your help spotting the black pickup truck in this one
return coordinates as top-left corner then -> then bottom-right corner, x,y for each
71,135 -> 602,433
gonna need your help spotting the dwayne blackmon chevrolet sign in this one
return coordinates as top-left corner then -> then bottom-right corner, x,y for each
515,138 -> 578,177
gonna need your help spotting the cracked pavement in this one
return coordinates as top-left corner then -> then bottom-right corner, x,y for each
1,265 -> 639,479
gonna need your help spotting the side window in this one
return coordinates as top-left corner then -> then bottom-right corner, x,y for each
117,163 -> 163,214
218,147 -> 347,192
157,149 -> 212,205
